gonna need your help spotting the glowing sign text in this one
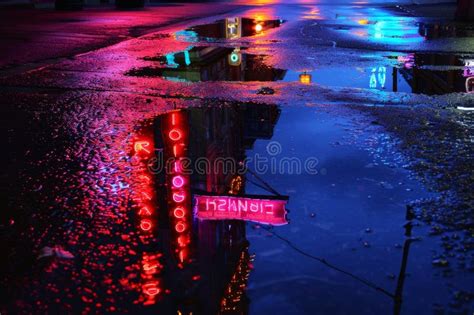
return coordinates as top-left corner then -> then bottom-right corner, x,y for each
194,195 -> 288,225
163,111 -> 191,267
132,136 -> 163,305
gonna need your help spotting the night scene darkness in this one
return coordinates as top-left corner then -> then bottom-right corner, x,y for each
0,0 -> 473,314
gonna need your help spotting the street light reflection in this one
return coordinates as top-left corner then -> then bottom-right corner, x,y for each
299,72 -> 312,85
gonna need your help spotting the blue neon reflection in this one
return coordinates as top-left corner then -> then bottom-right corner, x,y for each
184,50 -> 191,66
337,7 -> 424,45
369,67 -> 386,89
165,53 -> 178,68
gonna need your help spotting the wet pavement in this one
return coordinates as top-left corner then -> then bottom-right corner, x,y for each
1,1 -> 473,314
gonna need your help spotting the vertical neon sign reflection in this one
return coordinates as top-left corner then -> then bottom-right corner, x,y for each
164,111 -> 191,268
133,137 -> 163,305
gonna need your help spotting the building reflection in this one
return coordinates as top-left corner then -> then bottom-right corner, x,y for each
187,17 -> 284,40
398,53 -> 473,94
151,17 -> 286,83
157,46 -> 286,82
132,102 -> 280,314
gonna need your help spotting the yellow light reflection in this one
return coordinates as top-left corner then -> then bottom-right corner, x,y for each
302,6 -> 322,20
299,73 -> 312,85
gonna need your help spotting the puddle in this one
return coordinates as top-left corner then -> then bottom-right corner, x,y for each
128,46 -> 286,82
129,102 -> 281,313
4,93 -> 473,314
175,17 -> 285,42
128,10 -> 473,94
244,105 -> 473,314
129,103 -> 471,314
284,66 -> 413,93
118,102 -> 472,314
131,44 -> 473,94
284,52 -> 473,95
396,53 -> 474,94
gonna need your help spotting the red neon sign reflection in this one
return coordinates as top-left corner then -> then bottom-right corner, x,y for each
194,195 -> 288,226
132,136 -> 163,304
164,110 -> 191,265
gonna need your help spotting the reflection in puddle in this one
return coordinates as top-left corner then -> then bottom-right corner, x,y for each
398,53 -> 474,94
131,46 -> 473,94
327,7 -> 425,45
286,53 -> 474,95
130,12 -> 473,95
243,105 -> 474,314
418,22 -> 474,39
176,17 -> 285,42
128,46 -> 286,82
130,102 -> 281,313
284,66 -> 412,93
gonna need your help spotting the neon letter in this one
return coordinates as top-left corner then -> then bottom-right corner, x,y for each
140,219 -> 153,231
134,141 -> 151,154
172,176 -> 185,188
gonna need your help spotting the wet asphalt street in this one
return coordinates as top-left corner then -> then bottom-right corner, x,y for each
1,1 -> 473,314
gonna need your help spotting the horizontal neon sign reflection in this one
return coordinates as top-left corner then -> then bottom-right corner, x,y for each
194,195 -> 288,226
